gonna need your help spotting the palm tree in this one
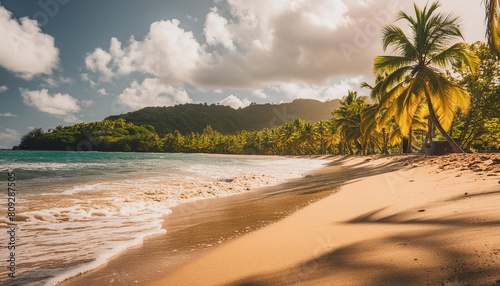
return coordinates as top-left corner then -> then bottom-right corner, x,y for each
324,123 -> 340,154
372,2 -> 479,153
359,103 -> 384,154
361,78 -> 388,154
298,122 -> 319,155
484,0 -> 500,57
314,121 -> 330,154
332,90 -> 367,154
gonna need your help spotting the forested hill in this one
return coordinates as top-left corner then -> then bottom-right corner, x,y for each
106,99 -> 340,135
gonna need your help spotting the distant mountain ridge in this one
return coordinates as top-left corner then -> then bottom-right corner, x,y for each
106,99 -> 341,135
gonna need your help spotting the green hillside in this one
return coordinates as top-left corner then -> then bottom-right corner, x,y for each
106,99 -> 340,135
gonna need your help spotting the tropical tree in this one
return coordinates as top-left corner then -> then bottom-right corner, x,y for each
360,78 -> 389,154
372,2 -> 479,153
298,122 -> 319,155
332,90 -> 367,154
450,41 -> 500,151
314,121 -> 330,154
484,0 -> 500,57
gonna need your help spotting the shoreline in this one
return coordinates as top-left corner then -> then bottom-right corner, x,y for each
58,154 -> 500,286
58,155 -> 341,285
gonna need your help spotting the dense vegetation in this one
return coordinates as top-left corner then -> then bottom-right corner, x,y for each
106,99 -> 340,135
16,120 -> 162,152
15,3 -> 500,155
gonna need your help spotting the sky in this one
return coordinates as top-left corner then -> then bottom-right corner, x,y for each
0,0 -> 487,148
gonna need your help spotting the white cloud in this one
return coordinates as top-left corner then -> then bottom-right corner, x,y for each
97,88 -> 108,95
278,77 -> 363,101
0,85 -> 8,93
43,76 -> 73,88
81,73 -> 97,87
0,128 -> 21,148
84,48 -> 113,81
81,100 -> 94,107
252,89 -> 268,99
0,5 -> 59,79
186,14 -> 199,22
84,20 -> 203,85
117,78 -> 193,110
138,20 -> 202,83
204,8 -> 234,50
219,95 -> 251,109
20,88 -> 81,122
192,0 -> 359,87
0,112 -> 17,117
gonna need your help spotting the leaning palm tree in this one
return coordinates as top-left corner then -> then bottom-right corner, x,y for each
484,0 -> 500,57
372,2 -> 479,153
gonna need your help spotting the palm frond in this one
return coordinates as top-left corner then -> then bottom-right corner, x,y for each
381,25 -> 418,58
426,12 -> 463,52
423,67 -> 470,131
373,56 -> 414,75
429,43 -> 480,73
394,79 -> 425,136
411,103 -> 429,131
372,64 -> 413,99
360,104 -> 379,136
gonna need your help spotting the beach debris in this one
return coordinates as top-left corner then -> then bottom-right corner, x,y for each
418,209 -> 425,212
464,192 -> 468,196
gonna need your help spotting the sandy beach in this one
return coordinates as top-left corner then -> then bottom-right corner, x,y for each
61,154 -> 500,286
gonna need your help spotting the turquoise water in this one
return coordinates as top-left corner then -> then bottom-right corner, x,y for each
0,150 -> 258,190
0,150 -> 328,286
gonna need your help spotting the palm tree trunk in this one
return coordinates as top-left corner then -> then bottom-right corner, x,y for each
427,115 -> 433,144
406,127 -> 413,153
424,90 -> 464,153
458,98 -> 478,146
421,116 -> 432,152
381,128 -> 389,154
347,144 -> 354,155
485,0 -> 500,58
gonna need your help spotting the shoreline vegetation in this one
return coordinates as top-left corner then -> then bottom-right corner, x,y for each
59,153 -> 500,286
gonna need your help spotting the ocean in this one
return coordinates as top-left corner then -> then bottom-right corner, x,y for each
0,150 -> 328,286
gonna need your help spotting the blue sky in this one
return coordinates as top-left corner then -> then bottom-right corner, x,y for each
0,0 -> 486,148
